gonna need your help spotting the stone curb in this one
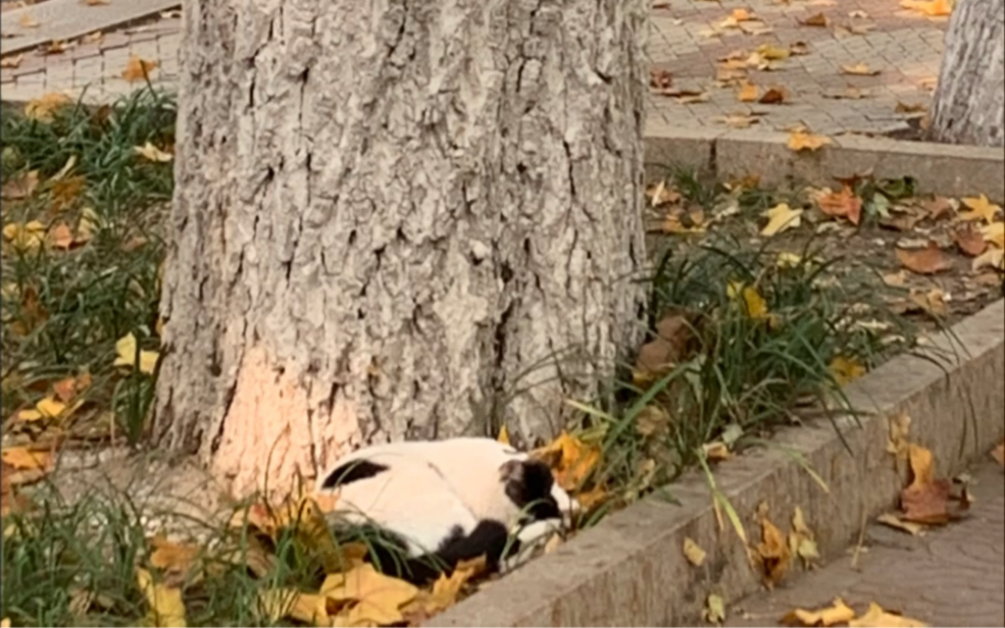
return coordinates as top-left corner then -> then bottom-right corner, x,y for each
427,298 -> 1005,627
642,121 -> 1005,202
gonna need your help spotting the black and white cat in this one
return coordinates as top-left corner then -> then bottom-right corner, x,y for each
315,437 -> 578,584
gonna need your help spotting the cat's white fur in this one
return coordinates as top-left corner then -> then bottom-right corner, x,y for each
316,437 -> 579,567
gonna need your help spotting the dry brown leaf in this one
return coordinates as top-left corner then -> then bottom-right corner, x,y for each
407,555 -> 485,616
755,506 -> 791,587
49,222 -> 75,249
799,12 -> 829,26
900,444 -> 958,525
895,243 -> 952,275
24,93 -> 72,123
895,101 -> 927,114
841,63 -> 881,76
682,537 -> 707,567
150,535 -> 201,581
649,69 -> 673,90
633,314 -> 691,382
823,86 -> 866,100
646,181 -> 681,207
781,597 -> 856,627
1,169 -> 39,200
788,131 -> 831,152
758,86 -> 788,104
953,224 -> 987,257
917,196 -> 955,220
848,602 -> 928,627
121,56 -> 159,82
789,41 -> 811,55
817,185 -> 862,225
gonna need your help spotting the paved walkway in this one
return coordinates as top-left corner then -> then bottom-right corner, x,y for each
725,459 -> 1005,627
0,0 -> 948,137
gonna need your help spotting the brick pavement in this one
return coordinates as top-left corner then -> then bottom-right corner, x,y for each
0,0 -> 949,137
724,459 -> 1005,628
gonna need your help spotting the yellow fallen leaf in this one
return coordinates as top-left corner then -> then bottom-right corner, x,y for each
900,0 -> 952,17
886,412 -> 912,459
136,568 -> 187,628
972,247 -> 1003,272
532,431 -> 601,492
738,82 -> 759,102
113,332 -> 160,374
683,537 -> 707,566
497,424 -> 510,446
258,589 -> 330,627
959,194 -> 1001,224
841,63 -> 881,76
829,355 -> 865,385
121,56 -> 159,82
788,131 -> 832,152
727,282 -> 770,320
704,593 -> 726,625
19,13 -> 40,27
760,203 -> 803,236
782,597 -> 856,627
982,221 -> 1004,248
3,220 -> 47,251
24,93 -> 72,123
1,447 -> 53,471
756,43 -> 790,60
776,252 -> 802,267
134,142 -> 173,162
788,506 -> 819,566
848,602 -> 928,627
1,617 -> 9,628
321,563 -> 418,626
413,556 -> 486,614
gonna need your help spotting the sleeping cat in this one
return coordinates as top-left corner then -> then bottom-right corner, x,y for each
315,437 -> 578,584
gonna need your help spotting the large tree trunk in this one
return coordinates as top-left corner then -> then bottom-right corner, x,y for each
928,0 -> 1004,147
155,0 -> 648,496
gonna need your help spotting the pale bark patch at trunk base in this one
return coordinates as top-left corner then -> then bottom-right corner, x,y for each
155,0 -> 648,498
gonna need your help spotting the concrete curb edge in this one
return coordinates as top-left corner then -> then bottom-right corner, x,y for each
642,122 -> 1005,202
427,298 -> 1005,627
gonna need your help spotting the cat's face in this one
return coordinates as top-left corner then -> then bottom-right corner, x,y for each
499,458 -> 573,523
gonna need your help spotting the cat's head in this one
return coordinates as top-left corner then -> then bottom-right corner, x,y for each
499,457 -> 580,524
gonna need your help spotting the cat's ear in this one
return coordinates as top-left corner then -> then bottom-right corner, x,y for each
499,459 -> 525,485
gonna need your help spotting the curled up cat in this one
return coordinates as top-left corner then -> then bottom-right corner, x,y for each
315,437 -> 580,585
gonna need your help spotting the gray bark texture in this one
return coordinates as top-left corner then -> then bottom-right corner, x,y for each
155,0 -> 649,495
928,0 -> 1005,147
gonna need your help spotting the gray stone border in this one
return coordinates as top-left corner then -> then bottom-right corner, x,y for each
642,121 -> 1005,202
427,298 -> 1004,627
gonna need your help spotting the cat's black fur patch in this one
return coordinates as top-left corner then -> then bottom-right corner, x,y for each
355,520 -> 514,586
504,459 -> 562,522
319,459 -> 389,490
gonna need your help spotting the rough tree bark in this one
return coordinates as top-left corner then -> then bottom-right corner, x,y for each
155,0 -> 648,495
928,0 -> 1004,147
